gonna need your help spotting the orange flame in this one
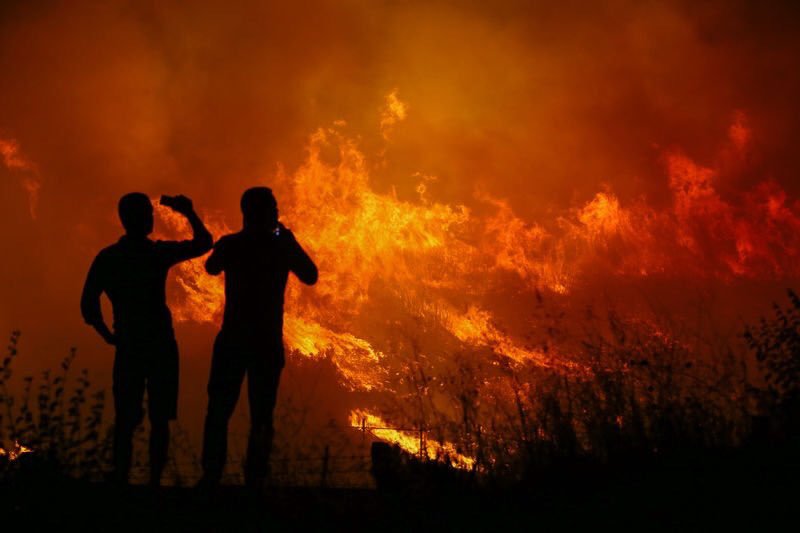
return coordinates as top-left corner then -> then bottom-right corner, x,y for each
350,409 -> 474,469
153,96 -> 800,398
0,138 -> 40,219
0,441 -> 33,462
152,202 -> 230,323
380,88 -> 408,140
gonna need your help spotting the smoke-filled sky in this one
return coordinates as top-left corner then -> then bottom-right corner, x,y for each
2,0 -> 800,428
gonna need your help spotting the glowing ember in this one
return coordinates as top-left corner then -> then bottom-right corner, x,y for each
350,409 -> 474,469
0,441 -> 33,462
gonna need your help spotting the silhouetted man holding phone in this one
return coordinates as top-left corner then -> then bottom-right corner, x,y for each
200,187 -> 317,491
81,193 -> 212,486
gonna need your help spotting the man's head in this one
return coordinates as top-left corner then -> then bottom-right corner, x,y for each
241,187 -> 278,229
118,192 -> 154,237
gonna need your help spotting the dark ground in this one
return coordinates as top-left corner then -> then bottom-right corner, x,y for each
1,447 -> 798,532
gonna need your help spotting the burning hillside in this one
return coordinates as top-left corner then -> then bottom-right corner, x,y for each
147,92 -> 800,459
156,94 -> 800,368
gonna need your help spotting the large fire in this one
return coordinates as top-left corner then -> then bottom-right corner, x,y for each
1,1 -> 800,485
149,92 -> 800,456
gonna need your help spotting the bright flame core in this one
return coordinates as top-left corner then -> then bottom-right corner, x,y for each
0,441 -> 33,462
350,409 -> 475,469
153,95 -> 800,408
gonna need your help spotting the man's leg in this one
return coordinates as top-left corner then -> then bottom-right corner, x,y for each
148,418 -> 169,485
201,336 -> 246,484
146,341 -> 179,487
112,350 -> 145,484
244,350 -> 283,488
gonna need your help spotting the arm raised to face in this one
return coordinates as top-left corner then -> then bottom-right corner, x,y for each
205,235 -> 228,276
159,195 -> 214,265
282,227 -> 318,285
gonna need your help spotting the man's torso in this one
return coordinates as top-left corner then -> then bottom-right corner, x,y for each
217,231 -> 292,346
97,237 -> 176,344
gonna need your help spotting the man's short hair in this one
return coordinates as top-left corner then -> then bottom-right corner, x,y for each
240,187 -> 277,219
118,192 -> 152,232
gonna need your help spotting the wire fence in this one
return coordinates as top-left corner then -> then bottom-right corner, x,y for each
127,420 -> 439,488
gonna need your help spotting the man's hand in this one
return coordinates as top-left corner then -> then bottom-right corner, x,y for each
275,222 -> 297,244
161,194 -> 195,216
92,321 -> 117,347
100,330 -> 117,346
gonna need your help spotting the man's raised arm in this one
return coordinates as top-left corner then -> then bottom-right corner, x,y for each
160,195 -> 213,263
283,228 -> 318,285
205,236 -> 227,275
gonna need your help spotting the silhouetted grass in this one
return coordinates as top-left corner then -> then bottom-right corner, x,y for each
0,331 -> 109,482
3,290 -> 800,490
745,289 -> 800,442
383,291 -> 800,488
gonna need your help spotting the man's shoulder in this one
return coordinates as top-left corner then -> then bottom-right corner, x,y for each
90,240 -> 131,273
98,238 -> 163,263
95,241 -> 124,260
152,239 -> 176,250
214,232 -> 244,248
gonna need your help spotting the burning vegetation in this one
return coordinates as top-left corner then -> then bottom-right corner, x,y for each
1,88 -> 799,484
142,92 -> 800,475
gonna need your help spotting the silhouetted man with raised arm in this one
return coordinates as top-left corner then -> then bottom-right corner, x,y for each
81,193 -> 212,486
200,187 -> 317,491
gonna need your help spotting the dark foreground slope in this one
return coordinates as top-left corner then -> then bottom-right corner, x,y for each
1,447 -> 798,532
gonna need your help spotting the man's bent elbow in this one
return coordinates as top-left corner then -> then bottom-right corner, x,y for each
301,266 -> 318,286
200,237 -> 214,255
196,231 -> 213,254
205,259 -> 222,275
80,295 -> 99,326
81,309 -> 102,328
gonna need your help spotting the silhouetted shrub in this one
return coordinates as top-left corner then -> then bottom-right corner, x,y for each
745,289 -> 800,437
385,303 -> 752,486
0,331 -> 109,482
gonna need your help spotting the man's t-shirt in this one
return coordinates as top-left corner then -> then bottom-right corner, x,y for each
206,228 -> 317,348
81,235 -> 210,345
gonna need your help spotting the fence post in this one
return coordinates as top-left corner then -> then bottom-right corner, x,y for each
320,444 -> 329,488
